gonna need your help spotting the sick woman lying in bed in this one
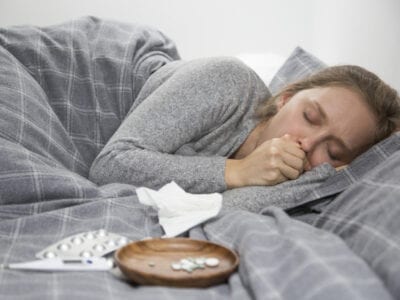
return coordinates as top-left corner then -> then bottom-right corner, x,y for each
89,57 -> 400,193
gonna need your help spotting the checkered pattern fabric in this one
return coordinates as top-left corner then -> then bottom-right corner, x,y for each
0,18 -> 398,299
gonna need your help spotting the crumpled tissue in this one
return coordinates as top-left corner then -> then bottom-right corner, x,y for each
136,182 -> 222,237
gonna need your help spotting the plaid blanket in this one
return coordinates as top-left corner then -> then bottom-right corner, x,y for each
0,17 -> 398,299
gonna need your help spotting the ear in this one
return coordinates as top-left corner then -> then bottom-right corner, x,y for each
277,92 -> 292,110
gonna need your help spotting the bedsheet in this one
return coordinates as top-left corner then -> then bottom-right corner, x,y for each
0,17 -> 396,299
0,195 -> 392,299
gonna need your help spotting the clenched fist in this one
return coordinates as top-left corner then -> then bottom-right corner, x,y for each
225,134 -> 307,188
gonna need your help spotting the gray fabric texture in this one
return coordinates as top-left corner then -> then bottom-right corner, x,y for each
269,46 -> 326,95
0,15 -> 179,179
0,17 -> 398,299
1,197 -> 393,300
313,137 -> 400,299
284,132 -> 400,216
89,57 -> 270,193
222,163 -> 336,212
0,16 -> 178,206
291,132 -> 400,300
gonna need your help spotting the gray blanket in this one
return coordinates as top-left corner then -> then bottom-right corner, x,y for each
0,17 -> 397,299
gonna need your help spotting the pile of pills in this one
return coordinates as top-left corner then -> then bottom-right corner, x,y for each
170,257 -> 220,273
36,229 -> 130,259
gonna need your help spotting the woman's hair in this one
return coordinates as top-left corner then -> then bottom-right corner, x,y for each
257,65 -> 400,143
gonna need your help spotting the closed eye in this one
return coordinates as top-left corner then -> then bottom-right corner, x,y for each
304,101 -> 325,125
327,150 -> 339,161
303,108 -> 320,125
303,111 -> 312,123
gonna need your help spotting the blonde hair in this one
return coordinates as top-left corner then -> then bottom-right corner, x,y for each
257,65 -> 400,143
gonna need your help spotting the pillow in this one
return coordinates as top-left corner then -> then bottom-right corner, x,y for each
312,133 -> 400,298
268,46 -> 326,95
236,52 -> 286,85
286,132 -> 400,218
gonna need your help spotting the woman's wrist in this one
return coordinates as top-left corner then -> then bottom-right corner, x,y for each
225,159 -> 244,189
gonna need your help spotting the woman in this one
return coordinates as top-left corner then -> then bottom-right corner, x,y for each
89,57 -> 400,193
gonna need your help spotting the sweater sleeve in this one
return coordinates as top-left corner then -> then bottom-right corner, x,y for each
89,57 -> 259,193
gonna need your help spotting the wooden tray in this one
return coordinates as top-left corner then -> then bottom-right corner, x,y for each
114,237 -> 239,288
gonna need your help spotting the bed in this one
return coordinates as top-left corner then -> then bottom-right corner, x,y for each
0,16 -> 399,299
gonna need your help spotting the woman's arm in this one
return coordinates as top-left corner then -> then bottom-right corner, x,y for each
89,57 -> 265,193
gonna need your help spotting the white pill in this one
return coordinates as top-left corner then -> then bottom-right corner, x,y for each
195,257 -> 206,265
171,263 -> 181,271
80,250 -> 93,258
180,258 -> 192,265
181,265 -> 194,273
96,229 -> 107,237
205,258 -> 220,267
44,251 -> 57,259
117,237 -> 128,245
84,232 -> 95,239
148,262 -> 155,267
57,243 -> 71,251
106,240 -> 116,247
93,244 -> 106,252
71,237 -> 84,245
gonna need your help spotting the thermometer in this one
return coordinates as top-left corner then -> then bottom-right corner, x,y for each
1,257 -> 113,271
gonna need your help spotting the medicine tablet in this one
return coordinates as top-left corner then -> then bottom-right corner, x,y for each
80,250 -> 93,258
36,230 -> 131,260
57,243 -> 71,251
180,258 -> 191,265
93,244 -> 106,252
96,229 -> 107,237
205,258 -> 219,267
71,237 -> 84,245
117,237 -> 128,246
195,257 -> 206,265
171,263 -> 182,271
84,232 -> 95,239
181,265 -> 194,273
44,251 -> 57,259
106,240 -> 116,247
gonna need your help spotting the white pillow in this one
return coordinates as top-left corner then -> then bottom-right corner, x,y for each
236,52 -> 285,85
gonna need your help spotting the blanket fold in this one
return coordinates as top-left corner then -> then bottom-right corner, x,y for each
0,16 -> 179,206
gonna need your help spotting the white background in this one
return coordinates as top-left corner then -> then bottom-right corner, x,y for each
0,0 -> 399,91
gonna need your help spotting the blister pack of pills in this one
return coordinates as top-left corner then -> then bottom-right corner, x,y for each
36,229 -> 131,260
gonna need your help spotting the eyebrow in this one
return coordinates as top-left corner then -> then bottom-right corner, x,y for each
313,101 -> 352,155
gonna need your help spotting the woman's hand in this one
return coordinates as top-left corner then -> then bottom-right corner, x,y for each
225,134 -> 306,188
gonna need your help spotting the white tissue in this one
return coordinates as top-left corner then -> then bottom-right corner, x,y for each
136,182 -> 222,237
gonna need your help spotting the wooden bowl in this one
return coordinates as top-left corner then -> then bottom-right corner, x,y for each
114,237 -> 239,287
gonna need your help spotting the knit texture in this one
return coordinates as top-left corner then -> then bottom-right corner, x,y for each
89,57 -> 270,193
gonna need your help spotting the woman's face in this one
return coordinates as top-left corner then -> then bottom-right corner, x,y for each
258,86 -> 378,170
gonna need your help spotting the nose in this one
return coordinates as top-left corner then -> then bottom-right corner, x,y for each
295,124 -> 330,150
298,132 -> 324,154
297,136 -> 318,152
297,132 -> 329,169
297,137 -> 317,171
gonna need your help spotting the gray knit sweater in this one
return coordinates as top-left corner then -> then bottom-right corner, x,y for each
89,57 -> 270,193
